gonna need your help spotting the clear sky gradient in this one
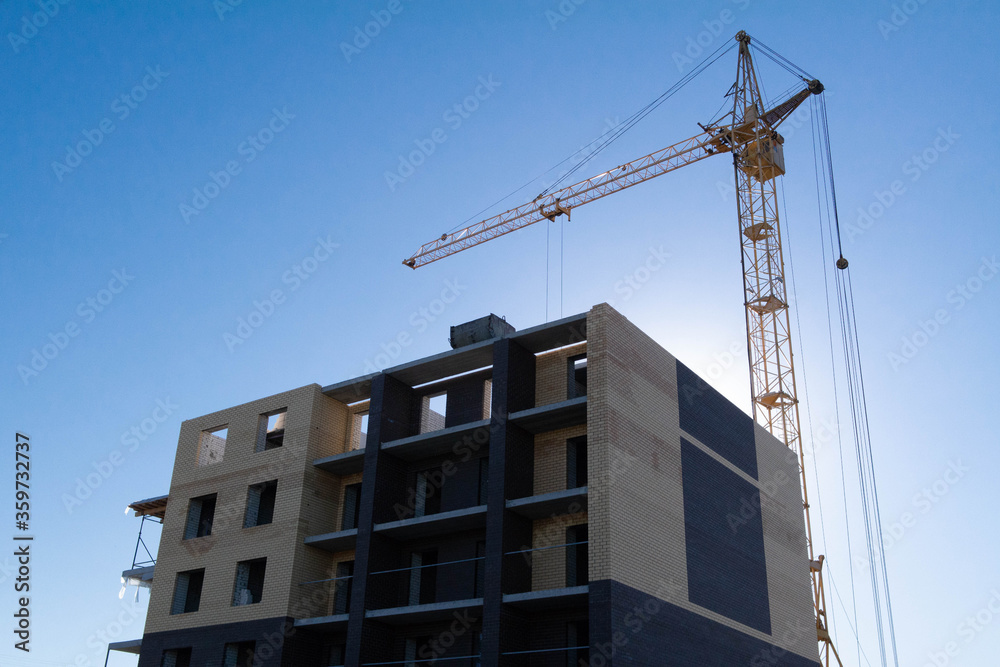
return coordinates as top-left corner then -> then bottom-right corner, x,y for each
2,1 -> 998,665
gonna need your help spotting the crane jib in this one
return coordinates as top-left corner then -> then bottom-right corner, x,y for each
403,83 -> 816,269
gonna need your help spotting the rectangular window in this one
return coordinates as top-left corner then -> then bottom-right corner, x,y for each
333,560 -> 354,614
255,409 -> 287,452
325,644 -> 346,666
232,558 -> 266,606
565,525 -> 588,587
567,355 -> 587,399
341,483 -> 362,530
404,637 -> 433,667
407,549 -> 437,606
184,494 -> 217,539
351,412 -> 369,450
222,641 -> 256,667
420,392 -> 447,433
160,648 -> 192,667
566,620 -> 590,667
197,426 -> 227,466
170,569 -> 204,615
566,436 -> 588,489
473,541 -> 486,598
477,457 -> 489,505
471,631 -> 482,667
244,480 -> 277,528
414,470 -> 442,518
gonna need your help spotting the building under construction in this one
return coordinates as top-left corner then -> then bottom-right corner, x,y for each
112,304 -> 820,666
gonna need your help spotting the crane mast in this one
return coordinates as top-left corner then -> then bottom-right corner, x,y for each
403,31 -> 842,665
729,32 -> 841,666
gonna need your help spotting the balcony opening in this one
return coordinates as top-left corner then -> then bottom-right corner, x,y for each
565,524 -> 589,587
184,494 -> 217,539
233,558 -> 266,606
170,569 -> 204,615
333,561 -> 354,614
222,641 -> 256,667
160,648 -> 192,667
567,354 -> 587,399
566,436 -> 588,489
474,540 -> 487,598
197,426 -> 227,466
341,483 -> 362,530
244,480 -> 277,528
477,457 -> 490,505
255,409 -> 286,452
566,619 -> 590,666
420,392 -> 448,434
324,643 -> 346,667
404,636 -> 434,666
407,548 -> 438,605
414,469 -> 442,518
350,411 -> 369,450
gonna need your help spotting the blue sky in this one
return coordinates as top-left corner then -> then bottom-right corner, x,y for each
1,1 -> 998,665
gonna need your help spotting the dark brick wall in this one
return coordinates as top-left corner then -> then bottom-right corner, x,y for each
676,360 -> 758,479
446,374 -> 489,427
136,616 -> 301,667
348,373 -> 413,666
681,438 -> 771,635
483,338 -> 536,666
589,580 -> 820,666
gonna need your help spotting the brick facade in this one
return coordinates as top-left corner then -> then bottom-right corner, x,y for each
129,304 -> 818,666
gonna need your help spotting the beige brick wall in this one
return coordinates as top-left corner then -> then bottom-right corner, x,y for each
533,425 -> 587,496
144,384 -> 355,634
529,512 -> 588,591
534,342 -> 586,407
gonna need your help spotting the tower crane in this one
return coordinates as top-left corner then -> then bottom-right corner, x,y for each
403,31 -> 844,665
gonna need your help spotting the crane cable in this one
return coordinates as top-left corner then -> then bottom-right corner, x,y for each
441,38 -> 742,239
811,92 -> 900,666
538,40 -> 737,196
812,95 -> 861,664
